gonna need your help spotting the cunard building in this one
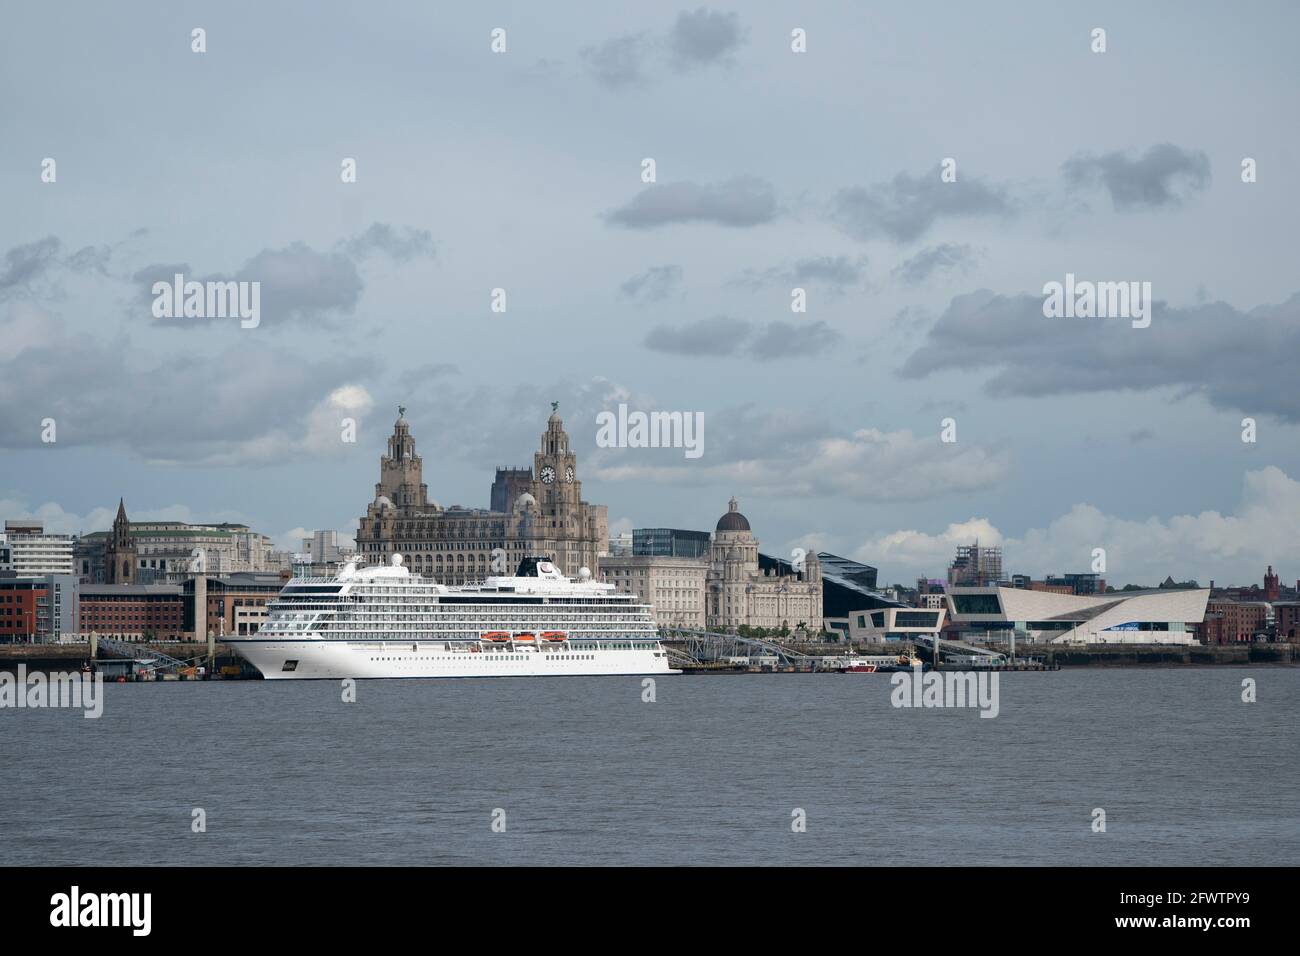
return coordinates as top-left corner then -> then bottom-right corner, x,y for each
356,406 -> 608,585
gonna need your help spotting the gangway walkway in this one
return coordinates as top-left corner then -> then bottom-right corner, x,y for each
94,636 -> 194,674
913,635 -> 1007,665
659,627 -> 826,668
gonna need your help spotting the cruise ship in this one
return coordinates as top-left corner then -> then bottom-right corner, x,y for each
227,555 -> 679,679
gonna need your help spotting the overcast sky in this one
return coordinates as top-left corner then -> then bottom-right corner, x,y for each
3,2 -> 1298,587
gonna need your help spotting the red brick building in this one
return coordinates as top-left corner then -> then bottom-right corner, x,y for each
1274,603 -> 1300,642
0,580 -> 41,641
78,584 -> 186,641
1199,599 -> 1269,644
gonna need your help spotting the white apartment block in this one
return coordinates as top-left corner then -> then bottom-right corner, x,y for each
0,524 -> 76,577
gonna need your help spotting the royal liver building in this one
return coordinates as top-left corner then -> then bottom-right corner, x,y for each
356,406 -> 608,585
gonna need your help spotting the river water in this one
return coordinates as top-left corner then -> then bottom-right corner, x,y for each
2,668 -> 1295,865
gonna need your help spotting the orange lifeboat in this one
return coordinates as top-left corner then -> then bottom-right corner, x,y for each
481,631 -> 510,642
541,631 -> 567,642
514,632 -> 536,642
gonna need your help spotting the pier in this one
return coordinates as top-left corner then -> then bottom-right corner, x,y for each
0,640 -> 258,680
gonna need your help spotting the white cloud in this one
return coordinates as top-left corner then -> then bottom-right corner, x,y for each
591,427 -> 1010,501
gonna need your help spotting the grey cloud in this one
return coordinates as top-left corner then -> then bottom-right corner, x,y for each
644,316 -> 841,360
668,9 -> 747,70
735,256 -> 867,290
64,244 -> 114,275
580,34 -> 651,89
747,320 -> 841,360
0,302 -> 378,459
0,237 -> 61,292
133,222 -> 430,329
133,242 -> 363,328
0,236 -> 115,298
339,223 -> 436,262
242,243 -> 363,320
644,315 -> 751,356
1062,143 -> 1210,210
606,177 -> 776,229
900,289 -> 1300,422
582,10 -> 747,90
831,171 -> 1013,244
620,264 -> 684,301
892,243 -> 979,285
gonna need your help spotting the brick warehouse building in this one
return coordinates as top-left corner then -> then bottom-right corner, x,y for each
1198,599 -> 1270,644
78,584 -> 186,641
77,573 -> 286,642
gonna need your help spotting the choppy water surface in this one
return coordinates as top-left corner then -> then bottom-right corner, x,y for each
2,668 -> 1296,865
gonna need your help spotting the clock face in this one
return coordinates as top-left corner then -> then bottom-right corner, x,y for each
540,465 -> 556,484
565,467 -> 574,483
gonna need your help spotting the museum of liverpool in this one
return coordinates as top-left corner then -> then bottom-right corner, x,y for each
944,586 -> 1210,645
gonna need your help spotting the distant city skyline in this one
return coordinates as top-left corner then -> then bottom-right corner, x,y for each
3,3 -> 1299,588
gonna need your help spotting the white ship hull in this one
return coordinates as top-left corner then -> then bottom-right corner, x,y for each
230,637 -> 679,680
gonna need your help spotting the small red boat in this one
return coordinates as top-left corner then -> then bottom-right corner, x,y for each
842,662 -> 877,673
541,631 -> 567,642
514,632 -> 536,642
481,631 -> 510,642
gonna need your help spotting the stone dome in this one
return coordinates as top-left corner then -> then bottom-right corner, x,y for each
514,492 -> 538,512
716,496 -> 751,532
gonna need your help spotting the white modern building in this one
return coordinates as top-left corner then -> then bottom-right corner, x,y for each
843,606 -> 947,642
0,522 -> 75,577
946,586 -> 1209,645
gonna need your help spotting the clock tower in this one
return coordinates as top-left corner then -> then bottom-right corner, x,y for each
533,402 -> 580,510
525,403 -> 604,575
